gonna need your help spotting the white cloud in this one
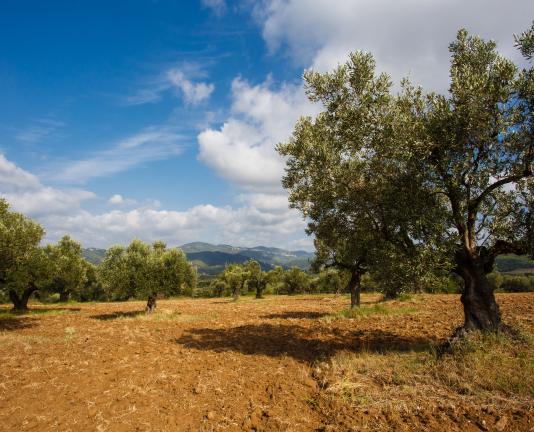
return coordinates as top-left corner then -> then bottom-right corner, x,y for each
108,194 -> 125,205
126,65 -> 214,106
108,194 -> 139,206
44,126 -> 185,184
0,154 -> 95,217
39,202 -> 305,249
198,77 -> 319,191
201,0 -> 227,16
166,69 -> 215,104
0,154 -> 308,249
254,0 -> 533,91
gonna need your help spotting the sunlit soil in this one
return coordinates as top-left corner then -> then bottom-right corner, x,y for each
0,293 -> 533,431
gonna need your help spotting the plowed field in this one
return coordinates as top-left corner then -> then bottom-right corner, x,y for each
0,293 -> 533,431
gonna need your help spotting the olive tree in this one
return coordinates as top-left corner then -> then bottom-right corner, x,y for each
44,235 -> 87,302
99,239 -> 196,312
279,52 -> 447,307
0,199 -> 51,310
279,28 -> 533,333
219,264 -> 249,299
246,260 -> 267,299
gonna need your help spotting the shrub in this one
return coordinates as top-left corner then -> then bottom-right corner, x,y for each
500,275 -> 534,292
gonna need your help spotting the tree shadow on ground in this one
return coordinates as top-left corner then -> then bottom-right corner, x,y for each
174,323 -> 437,363
0,317 -> 38,331
91,310 -> 145,321
262,311 -> 329,320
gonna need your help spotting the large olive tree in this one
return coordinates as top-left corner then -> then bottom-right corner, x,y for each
279,28 -> 533,333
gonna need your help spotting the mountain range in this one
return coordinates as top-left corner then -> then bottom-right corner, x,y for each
82,242 -> 314,275
82,243 -> 534,276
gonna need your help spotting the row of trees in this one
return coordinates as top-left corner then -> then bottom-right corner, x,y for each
278,26 -> 534,332
207,263 -> 345,298
0,199 -> 197,310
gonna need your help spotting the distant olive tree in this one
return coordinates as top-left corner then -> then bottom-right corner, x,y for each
44,235 -> 87,302
99,239 -> 197,312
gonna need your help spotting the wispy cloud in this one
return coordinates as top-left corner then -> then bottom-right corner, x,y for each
15,117 -> 65,144
44,126 -> 185,184
124,64 -> 214,106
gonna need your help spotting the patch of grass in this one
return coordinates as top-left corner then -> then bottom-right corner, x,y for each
64,326 -> 76,342
318,330 -> 534,409
321,304 -> 417,323
395,293 -> 414,302
111,309 -> 216,322
0,308 -> 79,319
434,331 -> 534,398
0,334 -> 74,346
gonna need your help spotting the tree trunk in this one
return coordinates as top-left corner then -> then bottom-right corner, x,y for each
348,270 -> 361,309
456,252 -> 501,332
255,286 -> 263,299
9,286 -> 38,311
59,291 -> 70,302
145,294 -> 157,315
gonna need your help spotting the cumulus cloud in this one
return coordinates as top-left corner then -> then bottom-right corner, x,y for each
39,202 -> 305,249
0,154 -> 95,217
0,155 -> 307,249
198,77 -> 319,191
44,126 -> 185,184
108,194 -> 130,205
254,0 -> 532,91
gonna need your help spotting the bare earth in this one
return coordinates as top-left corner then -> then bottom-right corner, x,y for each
0,293 -> 533,431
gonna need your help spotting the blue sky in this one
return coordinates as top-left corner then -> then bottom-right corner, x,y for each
0,0 -> 531,249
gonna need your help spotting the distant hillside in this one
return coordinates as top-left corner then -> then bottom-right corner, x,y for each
82,243 -> 313,275
82,248 -> 106,265
181,242 -> 313,275
496,254 -> 534,274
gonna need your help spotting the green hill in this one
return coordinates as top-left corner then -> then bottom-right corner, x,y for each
495,254 -> 534,274
82,248 -> 107,265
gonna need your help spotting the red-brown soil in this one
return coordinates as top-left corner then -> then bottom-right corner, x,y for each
0,294 -> 533,431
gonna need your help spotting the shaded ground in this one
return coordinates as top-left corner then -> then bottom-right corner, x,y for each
0,293 -> 532,431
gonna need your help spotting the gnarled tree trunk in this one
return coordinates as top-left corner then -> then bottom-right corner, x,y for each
455,251 -> 501,332
145,294 -> 157,315
9,285 -> 38,311
255,282 -> 264,299
348,270 -> 361,309
59,291 -> 70,302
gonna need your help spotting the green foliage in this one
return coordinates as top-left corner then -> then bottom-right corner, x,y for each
78,261 -> 107,301
487,272 -> 504,291
44,235 -> 87,301
309,269 -> 346,293
499,275 -> 534,292
218,263 -> 249,298
281,267 -> 309,295
99,240 -> 196,300
0,199 -> 52,309
515,22 -> 534,60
